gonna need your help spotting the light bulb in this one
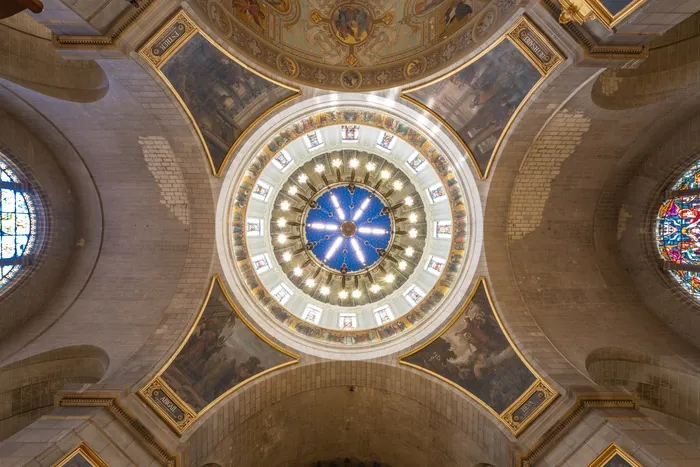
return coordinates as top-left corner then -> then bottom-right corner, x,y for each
409,213 -> 418,223
404,196 -> 414,207
298,173 -> 308,184
370,284 -> 381,293
398,261 -> 407,271
280,200 -> 290,211
409,228 -> 418,239
320,286 -> 330,296
282,252 -> 292,262
293,266 -> 303,276
384,274 -> 395,283
365,162 -> 376,171
278,234 -> 287,244
277,218 -> 287,228
315,164 -> 325,173
305,278 -> 316,287
380,170 -> 391,179
405,246 -> 415,257
339,290 -> 349,299
352,289 -> 361,298
288,186 -> 298,195
349,158 -> 359,168
393,180 -> 403,191
332,159 -> 342,168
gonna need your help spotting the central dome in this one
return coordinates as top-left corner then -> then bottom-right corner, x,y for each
218,97 -> 482,358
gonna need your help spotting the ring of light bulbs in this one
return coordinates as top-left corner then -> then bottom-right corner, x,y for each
272,151 -> 427,307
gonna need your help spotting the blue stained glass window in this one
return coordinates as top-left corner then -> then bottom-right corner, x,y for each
0,157 -> 38,290
671,161 -> 700,191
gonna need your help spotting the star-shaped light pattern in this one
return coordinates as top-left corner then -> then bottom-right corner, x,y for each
304,185 -> 391,273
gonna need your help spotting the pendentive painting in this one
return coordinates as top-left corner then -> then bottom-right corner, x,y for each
53,443 -> 107,467
160,278 -> 296,412
402,279 -> 536,415
139,10 -> 299,175
140,277 -> 298,433
599,0 -> 636,15
589,444 -> 641,467
404,39 -> 540,177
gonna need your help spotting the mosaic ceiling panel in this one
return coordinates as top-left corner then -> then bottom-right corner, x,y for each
194,0 -> 520,90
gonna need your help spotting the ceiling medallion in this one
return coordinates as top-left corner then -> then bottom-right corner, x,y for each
272,152 -> 426,307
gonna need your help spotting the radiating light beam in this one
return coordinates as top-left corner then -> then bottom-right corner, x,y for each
309,222 -> 338,231
350,238 -> 366,264
352,197 -> 371,221
330,193 -> 345,220
358,227 -> 388,235
325,237 -> 343,261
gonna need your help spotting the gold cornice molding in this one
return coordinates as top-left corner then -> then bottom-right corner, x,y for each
516,395 -> 637,466
56,392 -> 180,467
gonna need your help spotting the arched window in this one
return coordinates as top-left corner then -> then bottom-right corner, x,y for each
0,153 -> 41,292
656,161 -> 700,298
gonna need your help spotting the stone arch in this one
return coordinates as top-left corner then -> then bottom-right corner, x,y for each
185,361 -> 513,467
591,12 -> 700,110
586,347 -> 700,428
0,13 -> 108,102
0,345 -> 108,441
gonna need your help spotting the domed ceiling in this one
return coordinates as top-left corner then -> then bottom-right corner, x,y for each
194,0 -> 520,90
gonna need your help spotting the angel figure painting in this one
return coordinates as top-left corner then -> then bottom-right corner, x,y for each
160,33 -> 295,172
404,39 -> 541,176
161,279 -> 295,412
402,281 -> 536,414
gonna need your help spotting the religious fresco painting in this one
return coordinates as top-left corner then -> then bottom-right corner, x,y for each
52,443 -> 107,467
402,16 -> 563,178
139,9 -> 299,175
588,444 -> 641,467
140,277 -> 298,434
400,278 -> 557,435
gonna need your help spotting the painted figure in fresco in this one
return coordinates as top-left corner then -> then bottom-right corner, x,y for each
233,0 -> 266,30
442,0 -> 472,27
413,0 -> 447,15
404,285 -> 536,414
333,5 -> 371,44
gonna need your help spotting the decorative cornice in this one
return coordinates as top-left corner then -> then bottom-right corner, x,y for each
542,0 -> 648,59
516,395 -> 637,466
53,0 -> 158,48
57,393 -> 180,467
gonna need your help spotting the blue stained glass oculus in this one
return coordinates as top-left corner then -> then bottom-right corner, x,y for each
303,184 -> 393,274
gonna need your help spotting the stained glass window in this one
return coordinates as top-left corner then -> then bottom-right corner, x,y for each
339,313 -> 357,329
302,304 -> 322,324
0,156 -> 39,290
252,180 -> 271,201
272,150 -> 293,171
373,306 -> 394,325
251,253 -> 271,274
657,161 -> 700,300
376,132 -> 396,152
246,218 -> 264,236
406,152 -> 427,173
341,125 -> 359,142
434,220 -> 452,238
427,183 -> 447,203
304,131 -> 324,150
404,284 -> 426,306
425,255 -> 446,276
271,283 -> 292,305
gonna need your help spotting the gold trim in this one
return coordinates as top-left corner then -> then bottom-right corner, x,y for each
589,443 -> 642,467
138,9 -> 301,177
56,393 -> 180,466
401,15 -> 563,179
517,395 -> 637,466
53,442 -> 108,467
558,0 -> 647,29
139,276 -> 300,435
399,277 -> 558,435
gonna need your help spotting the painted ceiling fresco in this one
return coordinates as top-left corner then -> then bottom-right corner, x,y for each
400,278 -> 557,434
140,277 -> 298,433
139,12 -> 298,175
403,17 -> 562,178
195,0 -> 521,90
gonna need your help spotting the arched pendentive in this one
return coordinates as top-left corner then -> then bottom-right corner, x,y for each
0,13 -> 108,102
0,345 -> 109,441
591,12 -> 700,110
587,347 -> 700,430
186,361 -> 513,467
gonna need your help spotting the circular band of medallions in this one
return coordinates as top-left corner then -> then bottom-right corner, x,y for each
217,94 -> 482,359
197,0 -> 517,91
271,151 -> 428,308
